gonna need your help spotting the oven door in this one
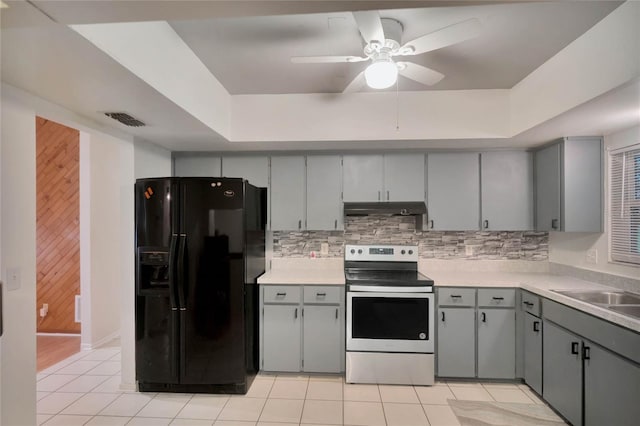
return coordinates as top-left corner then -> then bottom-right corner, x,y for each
347,291 -> 434,353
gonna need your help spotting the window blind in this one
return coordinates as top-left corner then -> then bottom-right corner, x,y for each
610,145 -> 640,265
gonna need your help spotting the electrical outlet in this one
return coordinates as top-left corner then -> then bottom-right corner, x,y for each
40,303 -> 49,318
586,249 -> 598,264
320,243 -> 329,255
465,245 -> 474,256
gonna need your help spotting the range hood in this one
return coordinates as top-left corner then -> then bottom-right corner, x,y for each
344,201 -> 427,216
344,201 -> 427,231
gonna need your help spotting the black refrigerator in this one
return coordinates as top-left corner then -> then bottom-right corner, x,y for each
135,177 -> 266,393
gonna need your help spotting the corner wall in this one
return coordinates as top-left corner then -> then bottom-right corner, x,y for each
548,125 -> 640,279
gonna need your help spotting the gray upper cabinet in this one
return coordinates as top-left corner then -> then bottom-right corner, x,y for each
306,155 -> 343,230
343,155 -> 384,202
173,155 -> 221,177
535,144 -> 562,231
427,153 -> 480,230
221,156 -> 269,188
383,154 -> 425,201
481,152 -> 533,231
534,137 -> 603,232
270,156 -> 305,231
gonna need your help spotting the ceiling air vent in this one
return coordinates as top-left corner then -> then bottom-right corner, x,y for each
104,112 -> 145,127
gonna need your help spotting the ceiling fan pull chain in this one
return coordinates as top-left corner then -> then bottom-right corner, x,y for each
396,78 -> 400,131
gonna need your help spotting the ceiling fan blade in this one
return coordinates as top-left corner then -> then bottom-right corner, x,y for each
291,55 -> 368,64
353,11 -> 385,44
399,18 -> 482,56
343,71 -> 366,93
397,62 -> 444,86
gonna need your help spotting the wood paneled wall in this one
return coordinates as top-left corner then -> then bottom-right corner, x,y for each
36,117 -> 80,333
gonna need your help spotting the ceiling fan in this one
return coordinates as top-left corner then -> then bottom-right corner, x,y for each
291,11 -> 482,93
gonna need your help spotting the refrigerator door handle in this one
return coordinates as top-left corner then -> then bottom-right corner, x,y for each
177,234 -> 187,310
168,234 -> 179,311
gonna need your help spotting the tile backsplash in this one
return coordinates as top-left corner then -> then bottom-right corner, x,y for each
273,215 -> 548,260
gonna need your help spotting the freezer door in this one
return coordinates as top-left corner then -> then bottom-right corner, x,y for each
178,178 -> 248,385
135,178 -> 179,385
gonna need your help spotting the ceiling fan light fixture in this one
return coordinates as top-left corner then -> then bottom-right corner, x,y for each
364,59 -> 398,89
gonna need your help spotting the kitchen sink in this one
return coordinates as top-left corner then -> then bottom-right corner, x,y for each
553,290 -> 640,305
552,289 -> 640,320
607,305 -> 640,319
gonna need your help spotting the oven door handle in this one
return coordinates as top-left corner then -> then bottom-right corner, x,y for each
348,285 -> 433,293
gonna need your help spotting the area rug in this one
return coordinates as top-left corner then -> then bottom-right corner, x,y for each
449,400 -> 567,426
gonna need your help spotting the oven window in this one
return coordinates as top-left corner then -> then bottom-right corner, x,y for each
352,297 -> 429,340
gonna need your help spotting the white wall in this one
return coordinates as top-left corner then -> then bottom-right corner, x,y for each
549,125 -> 640,279
1,92 -> 37,426
118,140 -> 172,390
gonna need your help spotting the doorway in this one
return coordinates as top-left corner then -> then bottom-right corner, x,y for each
35,117 -> 81,371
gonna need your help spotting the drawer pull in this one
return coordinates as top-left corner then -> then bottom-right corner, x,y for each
276,292 -> 287,296
492,297 -> 504,301
523,301 -> 534,307
533,321 -> 540,332
316,293 -> 327,297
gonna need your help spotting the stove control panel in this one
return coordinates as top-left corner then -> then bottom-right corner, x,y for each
345,245 -> 419,262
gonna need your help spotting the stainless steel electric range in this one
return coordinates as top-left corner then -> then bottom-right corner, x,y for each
345,244 -> 435,386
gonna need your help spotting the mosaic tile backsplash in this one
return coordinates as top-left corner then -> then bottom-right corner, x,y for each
272,215 -> 548,260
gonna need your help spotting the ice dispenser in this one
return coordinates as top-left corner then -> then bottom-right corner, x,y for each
137,248 -> 170,292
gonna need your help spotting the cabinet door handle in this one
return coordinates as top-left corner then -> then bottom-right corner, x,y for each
298,219 -> 302,230
294,308 -> 298,319
335,308 -> 338,319
430,219 -> 434,229
481,312 -> 486,323
583,345 -> 591,360
386,190 -> 390,200
571,342 -> 579,355
334,219 -> 337,229
483,220 -> 489,229
533,321 -> 540,332
551,219 -> 559,230
441,311 -> 445,322
276,292 -> 287,296
378,191 -> 381,201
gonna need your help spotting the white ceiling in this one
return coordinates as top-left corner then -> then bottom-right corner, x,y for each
1,0 -> 638,152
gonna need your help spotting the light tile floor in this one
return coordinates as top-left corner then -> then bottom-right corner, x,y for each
37,342 -> 563,425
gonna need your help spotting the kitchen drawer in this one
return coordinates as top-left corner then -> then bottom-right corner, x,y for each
478,288 -> 516,307
303,286 -> 342,304
438,288 -> 476,307
521,290 -> 541,317
263,285 -> 301,304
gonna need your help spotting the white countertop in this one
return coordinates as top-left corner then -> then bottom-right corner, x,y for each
258,258 -> 640,332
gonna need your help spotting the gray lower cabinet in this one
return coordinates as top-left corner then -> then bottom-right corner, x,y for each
523,312 -> 542,395
543,321 -> 582,426
303,305 -> 342,373
584,342 -> 640,426
477,309 -> 515,378
261,285 -> 344,373
543,299 -> 640,426
437,287 -> 515,379
262,304 -> 301,372
437,307 -> 476,377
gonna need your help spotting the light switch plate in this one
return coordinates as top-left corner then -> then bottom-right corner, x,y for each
320,243 -> 329,255
6,267 -> 21,291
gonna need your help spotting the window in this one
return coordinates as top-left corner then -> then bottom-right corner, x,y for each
610,145 -> 640,265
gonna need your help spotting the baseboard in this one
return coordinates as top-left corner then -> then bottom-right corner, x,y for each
119,382 -> 137,392
81,331 -> 120,351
